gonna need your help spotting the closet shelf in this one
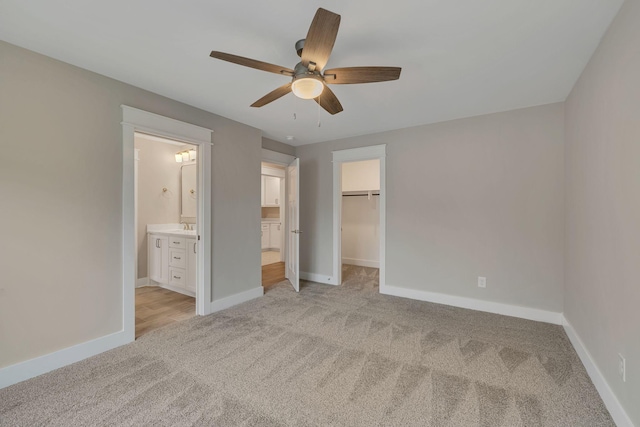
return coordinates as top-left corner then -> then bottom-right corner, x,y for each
342,191 -> 380,197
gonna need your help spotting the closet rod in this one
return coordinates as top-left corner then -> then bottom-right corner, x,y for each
342,193 -> 380,197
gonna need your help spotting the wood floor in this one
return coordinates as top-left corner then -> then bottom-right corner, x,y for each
262,261 -> 285,291
135,287 -> 195,339
136,263 -> 284,338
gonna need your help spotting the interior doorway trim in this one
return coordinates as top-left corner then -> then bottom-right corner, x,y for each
122,105 -> 213,342
332,144 -> 386,289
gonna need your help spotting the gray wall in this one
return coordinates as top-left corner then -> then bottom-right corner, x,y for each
296,103 -> 565,312
262,137 -> 296,156
564,0 -> 640,423
0,41 -> 262,368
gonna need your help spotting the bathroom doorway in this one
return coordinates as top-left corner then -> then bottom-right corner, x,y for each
122,106 -> 213,344
134,132 -> 199,338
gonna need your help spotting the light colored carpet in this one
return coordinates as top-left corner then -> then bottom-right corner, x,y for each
261,250 -> 281,266
0,265 -> 613,426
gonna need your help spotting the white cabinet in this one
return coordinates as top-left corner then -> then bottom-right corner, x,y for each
261,175 -> 281,206
149,235 -> 168,283
169,248 -> 186,268
261,223 -> 270,249
169,267 -> 186,288
269,223 -> 281,250
148,232 -> 196,296
168,236 -> 186,250
261,222 -> 281,251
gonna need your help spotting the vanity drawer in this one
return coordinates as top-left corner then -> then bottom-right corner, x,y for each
169,249 -> 186,268
168,237 -> 186,249
169,267 -> 186,287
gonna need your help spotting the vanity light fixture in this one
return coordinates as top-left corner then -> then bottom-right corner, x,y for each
175,148 -> 197,163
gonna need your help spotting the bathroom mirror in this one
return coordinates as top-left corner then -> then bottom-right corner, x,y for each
181,164 -> 197,220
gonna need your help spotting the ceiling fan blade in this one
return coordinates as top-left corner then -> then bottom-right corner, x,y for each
210,51 -> 294,76
251,83 -> 292,108
314,85 -> 343,115
301,8 -> 341,71
323,67 -> 402,84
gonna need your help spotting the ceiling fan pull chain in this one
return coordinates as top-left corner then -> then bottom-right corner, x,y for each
317,94 -> 322,127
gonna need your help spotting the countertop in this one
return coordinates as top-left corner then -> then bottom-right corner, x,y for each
147,229 -> 197,238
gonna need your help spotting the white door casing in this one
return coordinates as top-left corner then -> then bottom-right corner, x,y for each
287,158 -> 300,292
122,105 -> 213,343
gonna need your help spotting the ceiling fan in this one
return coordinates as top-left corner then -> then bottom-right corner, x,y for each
210,8 -> 401,115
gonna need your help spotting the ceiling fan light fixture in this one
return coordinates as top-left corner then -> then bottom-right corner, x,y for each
291,75 -> 324,99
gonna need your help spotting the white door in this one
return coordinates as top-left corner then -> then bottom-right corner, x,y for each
286,158 -> 300,292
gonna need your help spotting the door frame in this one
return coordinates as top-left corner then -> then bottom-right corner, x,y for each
261,149 -> 295,281
332,144 -> 386,290
122,106 -> 213,342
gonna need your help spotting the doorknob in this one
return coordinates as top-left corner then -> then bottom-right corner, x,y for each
291,230 -> 302,234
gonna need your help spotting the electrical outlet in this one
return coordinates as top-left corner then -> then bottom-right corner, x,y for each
618,353 -> 626,382
478,276 -> 487,288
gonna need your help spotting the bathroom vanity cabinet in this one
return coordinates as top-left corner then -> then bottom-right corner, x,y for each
149,235 -> 169,284
148,232 -> 196,296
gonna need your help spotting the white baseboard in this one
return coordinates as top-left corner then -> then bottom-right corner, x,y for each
562,317 -> 633,427
209,286 -> 264,313
300,271 -> 336,285
342,258 -> 379,268
136,277 -> 149,287
0,329 -> 130,390
380,284 -> 563,325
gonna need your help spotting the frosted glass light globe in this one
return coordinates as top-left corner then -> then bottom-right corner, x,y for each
292,77 -> 324,99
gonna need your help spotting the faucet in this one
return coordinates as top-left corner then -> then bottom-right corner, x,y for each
181,221 -> 190,230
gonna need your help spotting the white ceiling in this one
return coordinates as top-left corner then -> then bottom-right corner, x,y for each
0,1 -> 623,146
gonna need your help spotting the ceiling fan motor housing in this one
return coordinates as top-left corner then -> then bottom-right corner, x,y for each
295,39 -> 305,57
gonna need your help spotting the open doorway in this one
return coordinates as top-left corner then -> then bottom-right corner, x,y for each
332,145 -> 386,290
259,149 -> 300,293
341,159 -> 381,290
122,106 -> 213,343
134,132 -> 199,338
